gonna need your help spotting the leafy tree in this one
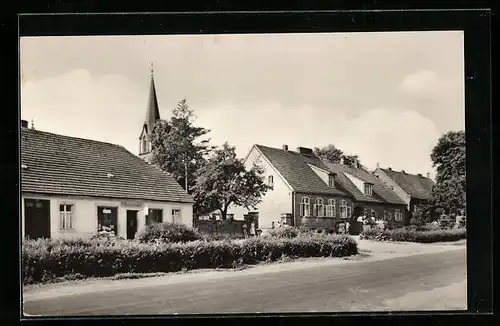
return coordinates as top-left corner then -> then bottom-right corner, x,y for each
150,99 -> 213,195
410,205 -> 426,230
192,142 -> 272,220
429,130 -> 466,216
313,144 -> 365,169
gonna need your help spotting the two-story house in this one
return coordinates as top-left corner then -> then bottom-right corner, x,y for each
229,144 -> 407,232
373,167 -> 435,220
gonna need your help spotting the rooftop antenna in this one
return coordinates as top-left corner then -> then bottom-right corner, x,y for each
30,119 -> 35,130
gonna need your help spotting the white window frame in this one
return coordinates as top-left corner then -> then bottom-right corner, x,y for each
328,174 -> 335,188
59,203 -> 74,230
364,183 -> 373,196
340,200 -> 348,219
147,208 -> 163,225
171,208 -> 182,224
314,198 -> 325,217
326,199 -> 336,218
395,209 -> 403,221
300,197 -> 311,217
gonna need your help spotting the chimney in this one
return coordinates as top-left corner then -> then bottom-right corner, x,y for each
376,162 -> 380,168
402,170 -> 406,174
418,173 -> 422,177
21,120 -> 28,128
426,172 -> 430,178
282,144 -> 288,151
296,147 -> 313,156
388,167 -> 392,171
353,159 -> 358,169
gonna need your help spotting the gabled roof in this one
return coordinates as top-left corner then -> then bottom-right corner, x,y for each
21,128 -> 193,203
379,168 -> 434,201
320,163 -> 406,205
254,145 -> 348,196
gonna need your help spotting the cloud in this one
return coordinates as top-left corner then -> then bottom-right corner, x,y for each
399,70 -> 440,94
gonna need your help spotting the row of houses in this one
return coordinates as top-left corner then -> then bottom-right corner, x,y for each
21,67 -> 434,239
227,144 -> 435,232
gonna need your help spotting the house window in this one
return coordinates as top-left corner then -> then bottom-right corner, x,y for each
395,209 -> 403,221
268,175 -> 274,187
326,199 -> 336,218
371,209 -> 377,218
328,174 -> 335,188
147,209 -> 163,225
387,210 -> 393,221
364,208 -> 369,217
59,204 -> 73,230
340,200 -> 349,219
384,209 -> 388,220
172,209 -> 181,224
314,198 -> 325,217
364,183 -> 373,195
347,204 -> 352,219
300,197 -> 310,217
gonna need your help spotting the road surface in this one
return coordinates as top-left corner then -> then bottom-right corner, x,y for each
23,247 -> 466,315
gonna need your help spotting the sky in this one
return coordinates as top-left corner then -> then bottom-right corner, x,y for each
20,31 -> 465,179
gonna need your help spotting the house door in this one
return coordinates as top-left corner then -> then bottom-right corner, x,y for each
97,206 -> 118,236
24,199 -> 50,239
126,210 -> 138,240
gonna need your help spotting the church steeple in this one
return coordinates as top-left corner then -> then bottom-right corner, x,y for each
139,63 -> 161,159
145,62 -> 160,135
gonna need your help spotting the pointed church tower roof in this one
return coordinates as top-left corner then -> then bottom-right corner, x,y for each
144,63 -> 160,134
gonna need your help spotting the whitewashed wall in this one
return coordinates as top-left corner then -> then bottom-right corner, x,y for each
228,146 -> 293,229
21,193 -> 193,240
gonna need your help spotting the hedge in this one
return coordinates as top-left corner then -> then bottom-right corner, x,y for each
360,227 -> 466,243
22,233 -> 357,285
136,223 -> 203,243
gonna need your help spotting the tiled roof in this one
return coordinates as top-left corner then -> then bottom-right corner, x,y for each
21,128 -> 193,203
321,163 -> 406,205
380,168 -> 434,201
254,145 -> 349,196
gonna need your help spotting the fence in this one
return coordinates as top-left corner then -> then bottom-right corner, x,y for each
194,219 -> 251,238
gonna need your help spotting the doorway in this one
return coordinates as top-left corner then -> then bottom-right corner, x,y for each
126,210 -> 138,240
24,198 -> 51,239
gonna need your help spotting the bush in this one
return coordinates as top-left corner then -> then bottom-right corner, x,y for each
268,226 -> 299,238
360,227 -> 466,243
135,223 -> 202,243
22,233 -> 357,285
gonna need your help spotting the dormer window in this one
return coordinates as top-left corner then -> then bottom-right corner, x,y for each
268,175 -> 274,187
364,183 -> 373,196
328,174 -> 335,188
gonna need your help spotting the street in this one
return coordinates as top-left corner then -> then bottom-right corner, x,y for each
23,246 -> 466,315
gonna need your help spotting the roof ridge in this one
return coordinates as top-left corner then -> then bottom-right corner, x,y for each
21,128 -> 126,149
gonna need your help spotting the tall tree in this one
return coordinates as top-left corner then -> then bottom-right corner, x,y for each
150,99 -> 213,195
429,130 -> 466,216
192,142 -> 272,220
313,144 -> 365,169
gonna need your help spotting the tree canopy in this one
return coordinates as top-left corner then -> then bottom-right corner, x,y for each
313,144 -> 365,169
192,142 -> 272,220
150,99 -> 213,195
429,130 -> 466,216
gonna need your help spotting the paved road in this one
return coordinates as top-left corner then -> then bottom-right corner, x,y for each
24,248 -> 466,315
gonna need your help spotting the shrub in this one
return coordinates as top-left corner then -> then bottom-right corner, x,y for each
438,215 -> 454,229
135,223 -> 202,243
360,227 -> 466,243
268,226 -> 299,238
22,233 -> 357,285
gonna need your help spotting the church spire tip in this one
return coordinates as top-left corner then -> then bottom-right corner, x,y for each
150,62 -> 154,77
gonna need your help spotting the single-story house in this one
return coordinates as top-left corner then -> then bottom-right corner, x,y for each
21,121 -> 194,240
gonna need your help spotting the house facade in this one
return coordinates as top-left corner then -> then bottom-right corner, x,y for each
21,123 -> 194,240
318,162 -> 408,228
229,144 -> 409,232
373,167 -> 435,219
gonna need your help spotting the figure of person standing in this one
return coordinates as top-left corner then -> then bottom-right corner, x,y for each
250,221 -> 256,237
242,223 -> 248,238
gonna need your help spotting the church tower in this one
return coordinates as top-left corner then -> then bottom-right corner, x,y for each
138,63 -> 161,162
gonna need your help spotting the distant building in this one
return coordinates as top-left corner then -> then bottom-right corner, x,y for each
21,122 -> 194,240
373,167 -> 435,219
